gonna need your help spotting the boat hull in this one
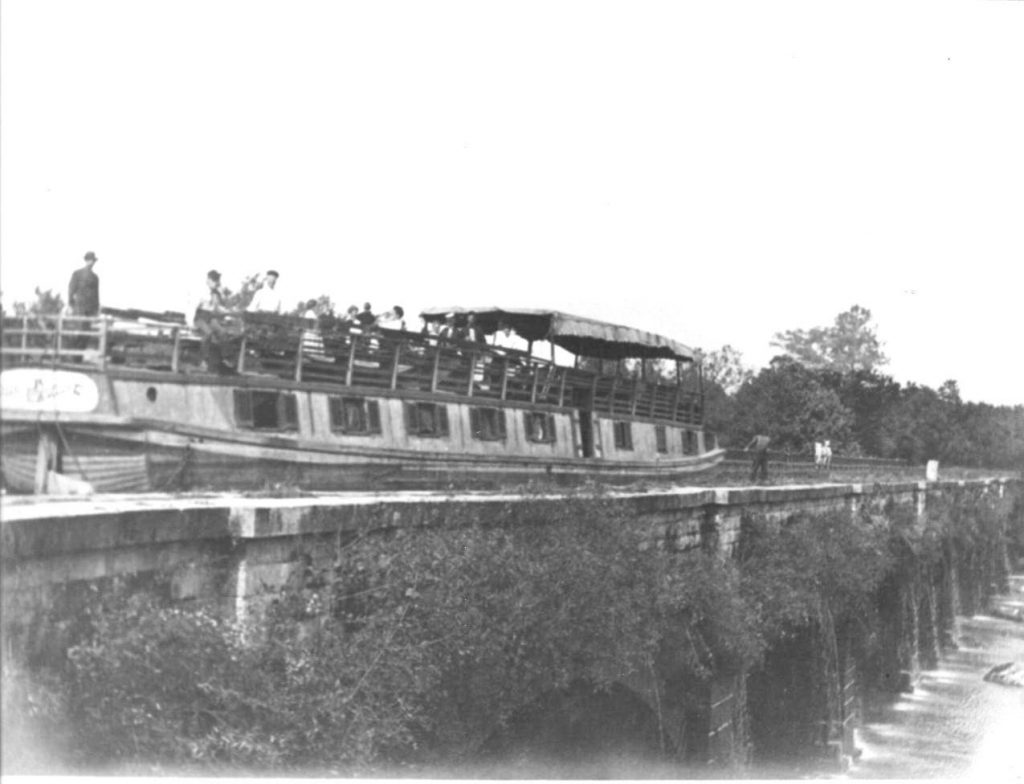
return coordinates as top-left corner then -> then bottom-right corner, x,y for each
1,418 -> 725,494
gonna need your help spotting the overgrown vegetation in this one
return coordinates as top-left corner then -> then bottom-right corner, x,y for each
4,491 -> 968,776
737,507 -> 894,641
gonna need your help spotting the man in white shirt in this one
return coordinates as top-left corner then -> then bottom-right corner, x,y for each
376,305 -> 406,331
247,270 -> 282,314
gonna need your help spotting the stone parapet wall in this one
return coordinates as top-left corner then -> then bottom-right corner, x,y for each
3,478 -> 1018,664
3,479 -> 1018,588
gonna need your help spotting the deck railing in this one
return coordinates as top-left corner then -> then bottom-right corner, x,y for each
1,312 -> 704,426
1,314 -> 109,365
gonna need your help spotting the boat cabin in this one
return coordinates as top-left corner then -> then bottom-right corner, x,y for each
0,306 -> 722,493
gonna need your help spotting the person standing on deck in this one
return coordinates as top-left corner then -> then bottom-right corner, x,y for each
464,311 -> 486,344
376,306 -> 406,331
437,312 -> 457,340
356,302 -> 376,328
300,299 -> 327,360
342,305 -> 360,324
247,270 -> 282,313
68,252 -> 100,316
66,251 -> 100,357
745,433 -> 771,483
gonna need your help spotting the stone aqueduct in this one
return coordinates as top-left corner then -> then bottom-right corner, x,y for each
2,476 -> 1022,770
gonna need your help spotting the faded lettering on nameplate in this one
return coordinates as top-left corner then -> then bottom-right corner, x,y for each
1,368 -> 100,413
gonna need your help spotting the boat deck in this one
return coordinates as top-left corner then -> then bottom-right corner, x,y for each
1,311 -> 704,424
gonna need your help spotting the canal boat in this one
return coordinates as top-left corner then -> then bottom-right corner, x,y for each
0,306 -> 723,494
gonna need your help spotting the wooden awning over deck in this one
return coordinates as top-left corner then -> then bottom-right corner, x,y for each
420,307 -> 695,362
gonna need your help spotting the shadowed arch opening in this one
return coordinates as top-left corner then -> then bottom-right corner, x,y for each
477,679 -> 670,775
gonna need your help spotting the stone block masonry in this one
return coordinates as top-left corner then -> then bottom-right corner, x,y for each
2,477 -> 1021,772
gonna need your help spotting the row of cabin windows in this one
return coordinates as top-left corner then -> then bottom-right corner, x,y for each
230,393 -> 552,443
624,422 -> 698,454
232,391 -> 698,451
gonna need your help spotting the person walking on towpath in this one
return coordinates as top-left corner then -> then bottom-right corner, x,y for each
745,433 -> 771,483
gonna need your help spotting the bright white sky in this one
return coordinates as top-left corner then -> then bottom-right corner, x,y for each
2,0 -> 1021,405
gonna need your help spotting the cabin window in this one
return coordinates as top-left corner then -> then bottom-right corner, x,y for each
405,401 -> 449,437
682,429 -> 698,455
524,411 -> 556,444
329,396 -> 381,435
234,389 -> 298,431
470,406 -> 507,441
613,421 -> 633,451
655,425 -> 667,454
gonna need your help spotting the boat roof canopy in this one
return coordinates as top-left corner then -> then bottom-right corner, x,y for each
419,307 -> 695,362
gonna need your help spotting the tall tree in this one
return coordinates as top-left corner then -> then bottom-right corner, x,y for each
771,305 -> 887,373
879,382 -> 963,464
817,368 -> 903,457
957,403 -> 1024,470
730,357 -> 854,453
700,345 -> 754,395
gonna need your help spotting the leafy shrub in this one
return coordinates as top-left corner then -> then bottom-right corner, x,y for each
47,494 -> 775,772
18,492 -> 934,774
66,595 -> 284,771
737,509 -> 894,646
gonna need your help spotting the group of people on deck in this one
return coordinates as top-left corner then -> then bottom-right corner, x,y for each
191,268 -> 407,372
63,254 -> 497,373
242,270 -> 406,332
431,311 -> 486,343
65,255 -> 498,347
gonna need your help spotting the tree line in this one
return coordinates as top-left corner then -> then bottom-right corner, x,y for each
698,306 -> 1024,469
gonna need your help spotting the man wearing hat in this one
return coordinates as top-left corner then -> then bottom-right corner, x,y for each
65,251 -> 100,358
247,269 -> 282,313
68,251 -> 100,316
437,311 -> 457,340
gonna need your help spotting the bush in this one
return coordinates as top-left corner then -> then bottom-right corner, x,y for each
737,508 -> 894,644
40,495 -> 770,772
12,493 -> 912,774
66,596 -> 285,771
